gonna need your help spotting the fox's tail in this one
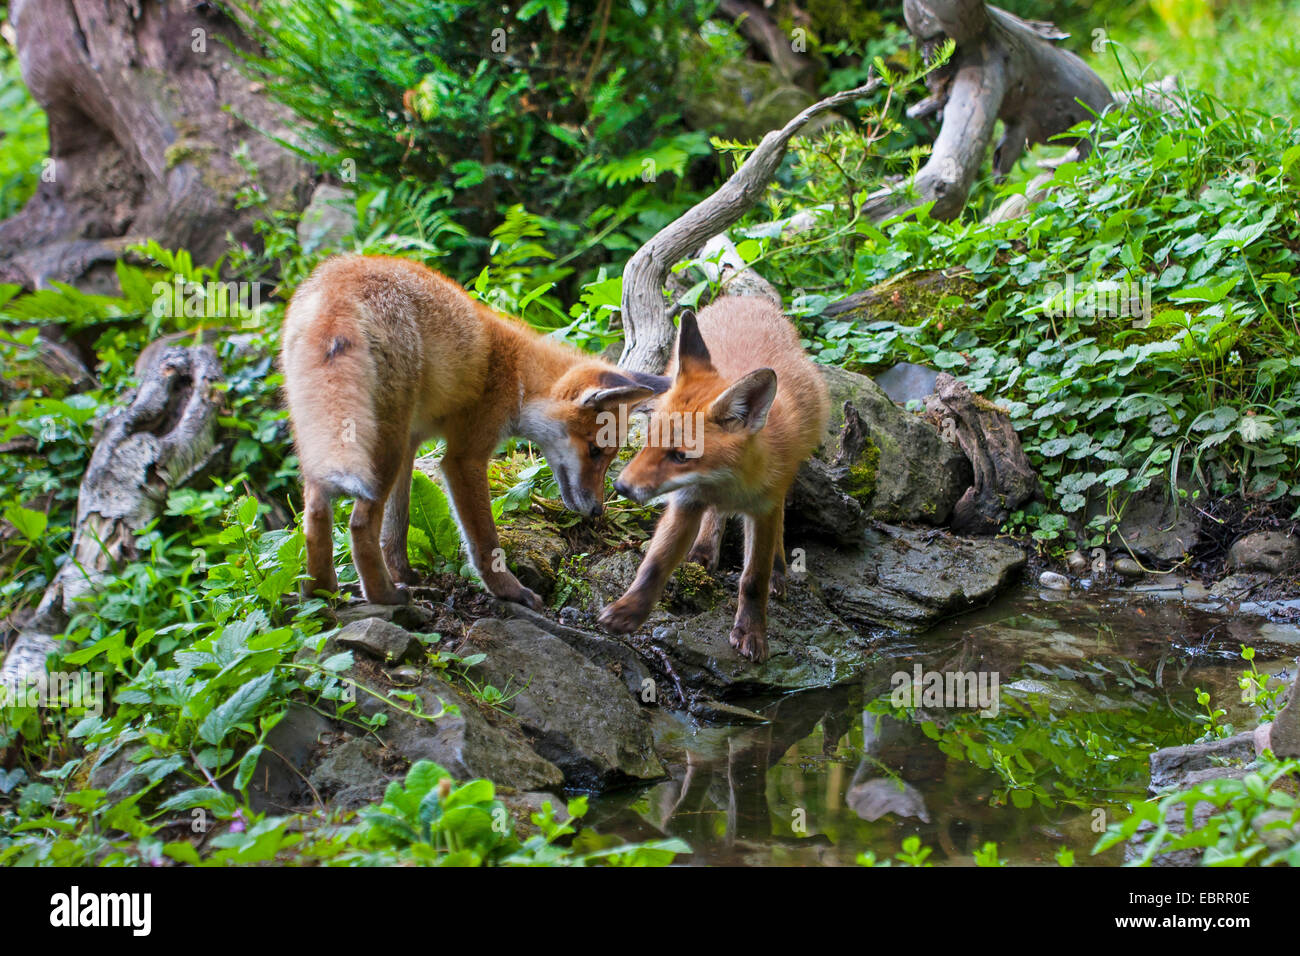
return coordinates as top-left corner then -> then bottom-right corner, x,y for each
281,297 -> 380,502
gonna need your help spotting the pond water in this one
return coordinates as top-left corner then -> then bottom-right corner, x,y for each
587,586 -> 1299,866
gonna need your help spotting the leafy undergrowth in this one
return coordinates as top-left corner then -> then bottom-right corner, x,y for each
731,82 -> 1300,556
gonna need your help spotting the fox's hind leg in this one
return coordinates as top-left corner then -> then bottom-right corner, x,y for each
303,479 -> 338,599
685,506 -> 725,571
350,443 -> 407,605
381,438 -> 420,586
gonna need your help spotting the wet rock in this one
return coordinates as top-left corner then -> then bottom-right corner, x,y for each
632,581 -> 877,699
1266,678 -> 1300,759
688,697 -> 769,725
846,777 -> 931,823
1209,573 -> 1268,602
788,366 -> 972,545
463,618 -> 665,790
873,362 -> 940,404
1148,732 -> 1257,792
336,618 -> 418,664
1112,557 -> 1143,579
498,790 -> 572,836
807,524 -> 1026,632
1039,571 -> 1071,590
364,675 -> 564,793
1229,531 -> 1300,574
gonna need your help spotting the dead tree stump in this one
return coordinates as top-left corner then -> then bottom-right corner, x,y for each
1,344 -> 224,692
862,0 -> 1111,223
925,372 -> 1036,534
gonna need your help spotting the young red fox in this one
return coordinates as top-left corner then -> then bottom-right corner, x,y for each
598,298 -> 830,662
281,255 -> 666,608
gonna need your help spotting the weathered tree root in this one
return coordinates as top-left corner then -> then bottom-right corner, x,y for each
861,0 -> 1111,224
924,372 -> 1036,534
1,345 -> 225,692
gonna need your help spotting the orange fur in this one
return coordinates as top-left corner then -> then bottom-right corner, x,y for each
599,297 -> 830,662
281,254 -> 664,607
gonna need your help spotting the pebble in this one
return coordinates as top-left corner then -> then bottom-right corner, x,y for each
1039,571 -> 1071,591
1112,557 -> 1143,579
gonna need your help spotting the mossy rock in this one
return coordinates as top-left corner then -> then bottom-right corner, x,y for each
665,561 -> 721,613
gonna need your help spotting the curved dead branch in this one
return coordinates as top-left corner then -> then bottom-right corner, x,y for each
618,78 -> 881,374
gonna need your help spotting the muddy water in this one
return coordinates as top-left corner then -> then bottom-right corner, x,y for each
588,587 -> 1299,866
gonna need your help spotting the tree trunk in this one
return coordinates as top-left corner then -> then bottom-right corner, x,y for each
0,0 -> 313,289
862,0 -> 1111,223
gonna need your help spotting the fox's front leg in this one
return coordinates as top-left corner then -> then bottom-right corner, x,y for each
440,453 -> 542,610
732,508 -> 780,663
600,500 -> 704,634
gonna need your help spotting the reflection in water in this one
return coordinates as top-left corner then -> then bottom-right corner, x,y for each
588,587 -> 1297,866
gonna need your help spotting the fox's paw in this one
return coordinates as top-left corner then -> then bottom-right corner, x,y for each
387,560 -> 421,587
769,569 -> 787,600
598,597 -> 650,635
503,584 -> 544,612
364,582 -> 410,606
684,546 -> 718,572
729,620 -> 769,663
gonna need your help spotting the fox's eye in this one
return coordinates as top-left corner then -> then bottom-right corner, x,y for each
666,449 -> 688,464
588,442 -> 604,460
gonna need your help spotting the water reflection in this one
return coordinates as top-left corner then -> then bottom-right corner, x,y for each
588,587 -> 1297,866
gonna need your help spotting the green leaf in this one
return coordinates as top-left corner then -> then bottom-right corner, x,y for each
198,672 -> 275,747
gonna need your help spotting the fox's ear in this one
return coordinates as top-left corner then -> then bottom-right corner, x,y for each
674,310 -> 713,375
623,369 -> 671,394
578,377 -> 657,409
708,368 -> 778,432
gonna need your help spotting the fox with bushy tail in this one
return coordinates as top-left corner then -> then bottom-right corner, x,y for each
281,255 -> 666,607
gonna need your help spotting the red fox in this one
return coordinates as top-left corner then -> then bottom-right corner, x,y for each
598,298 -> 830,662
281,255 -> 666,608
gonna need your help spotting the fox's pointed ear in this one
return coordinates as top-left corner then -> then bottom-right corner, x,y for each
708,368 -> 778,432
624,369 -> 671,394
674,310 -> 713,376
578,375 -> 657,409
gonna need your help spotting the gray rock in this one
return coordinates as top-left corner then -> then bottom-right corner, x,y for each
365,675 -> 565,793
1228,531 -> 1300,574
1267,678 -> 1299,759
808,524 -> 1026,632
248,703 -> 334,812
1108,485 -> 1201,563
789,366 -> 972,545
336,601 -> 434,630
873,362 -> 941,405
309,738 -> 386,794
497,524 -> 570,600
1251,810 -> 1300,850
463,618 -> 666,790
488,599 -> 654,699
1039,571 -> 1071,590
296,182 -> 356,253
1148,732 -> 1257,793
336,617 -> 418,664
1112,556 -> 1143,579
